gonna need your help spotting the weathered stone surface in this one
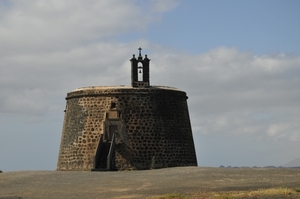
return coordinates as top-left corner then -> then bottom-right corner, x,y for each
57,86 -> 197,171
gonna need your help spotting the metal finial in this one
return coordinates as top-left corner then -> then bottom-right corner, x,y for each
138,47 -> 142,57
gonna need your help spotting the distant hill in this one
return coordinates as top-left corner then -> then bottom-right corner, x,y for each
282,158 -> 300,167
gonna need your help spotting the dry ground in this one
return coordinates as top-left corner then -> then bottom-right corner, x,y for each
0,167 -> 299,199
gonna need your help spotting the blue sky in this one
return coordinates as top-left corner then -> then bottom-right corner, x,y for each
0,0 -> 299,171
121,0 -> 300,54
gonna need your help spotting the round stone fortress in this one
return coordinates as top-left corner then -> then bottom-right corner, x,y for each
57,48 -> 197,171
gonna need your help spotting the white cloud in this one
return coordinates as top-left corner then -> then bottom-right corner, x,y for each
0,0 -> 153,55
149,0 -> 180,13
266,122 -> 299,142
290,132 -> 300,142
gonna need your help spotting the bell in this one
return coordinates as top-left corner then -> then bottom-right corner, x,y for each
139,69 -> 142,73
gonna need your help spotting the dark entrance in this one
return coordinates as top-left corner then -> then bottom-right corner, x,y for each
108,125 -> 118,141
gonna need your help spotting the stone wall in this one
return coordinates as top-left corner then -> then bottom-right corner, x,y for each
57,86 -> 197,171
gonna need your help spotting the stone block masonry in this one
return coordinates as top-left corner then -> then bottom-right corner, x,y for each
57,86 -> 197,171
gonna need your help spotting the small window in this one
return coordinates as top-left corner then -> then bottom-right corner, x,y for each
111,102 -> 116,109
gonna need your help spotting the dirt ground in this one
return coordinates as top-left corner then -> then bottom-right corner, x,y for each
0,167 -> 299,199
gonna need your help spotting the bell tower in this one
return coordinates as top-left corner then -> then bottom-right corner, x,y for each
130,47 -> 150,87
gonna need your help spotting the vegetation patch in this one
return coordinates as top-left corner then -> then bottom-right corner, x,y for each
154,192 -> 190,199
155,187 -> 300,199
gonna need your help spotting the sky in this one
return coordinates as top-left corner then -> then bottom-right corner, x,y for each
0,0 -> 299,171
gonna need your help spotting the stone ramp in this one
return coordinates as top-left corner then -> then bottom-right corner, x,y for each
1,167 -> 300,199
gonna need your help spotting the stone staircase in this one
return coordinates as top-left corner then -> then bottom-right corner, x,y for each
96,142 -> 111,170
92,134 -> 116,171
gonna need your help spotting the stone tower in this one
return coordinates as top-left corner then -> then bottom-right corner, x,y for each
57,48 -> 197,171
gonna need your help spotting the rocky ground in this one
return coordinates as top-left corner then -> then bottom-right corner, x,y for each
0,167 -> 300,199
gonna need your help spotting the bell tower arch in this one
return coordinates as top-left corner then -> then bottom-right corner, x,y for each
130,47 -> 150,87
